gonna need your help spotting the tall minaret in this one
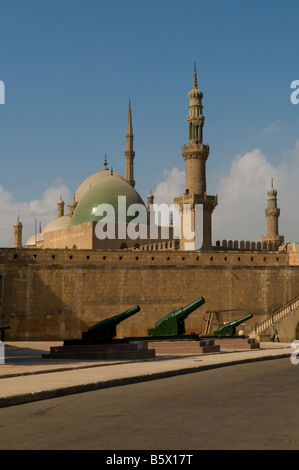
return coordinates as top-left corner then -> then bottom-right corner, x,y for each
174,64 -> 217,250
183,63 -> 209,196
261,179 -> 284,247
124,99 -> 135,188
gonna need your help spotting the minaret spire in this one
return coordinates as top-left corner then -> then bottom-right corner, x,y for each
124,99 -> 135,187
193,62 -> 198,89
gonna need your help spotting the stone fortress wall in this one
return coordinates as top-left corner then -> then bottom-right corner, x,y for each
1,247 -> 299,342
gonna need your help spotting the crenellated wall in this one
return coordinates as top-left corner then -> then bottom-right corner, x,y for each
215,239 -> 283,251
0,247 -> 298,341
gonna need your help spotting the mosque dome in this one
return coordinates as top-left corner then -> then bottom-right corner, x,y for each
71,174 -> 146,226
25,232 -> 43,246
75,167 -> 125,202
43,215 -> 71,233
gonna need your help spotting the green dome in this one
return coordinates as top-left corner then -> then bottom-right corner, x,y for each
71,174 -> 147,226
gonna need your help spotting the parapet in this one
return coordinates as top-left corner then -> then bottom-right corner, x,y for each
215,239 -> 282,252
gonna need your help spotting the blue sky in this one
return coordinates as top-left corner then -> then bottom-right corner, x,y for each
0,0 -> 299,246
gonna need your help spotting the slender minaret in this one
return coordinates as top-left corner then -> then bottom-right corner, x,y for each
261,179 -> 284,247
124,99 -> 135,188
13,216 -> 23,248
183,63 -> 209,196
147,190 -> 154,213
174,64 -> 217,250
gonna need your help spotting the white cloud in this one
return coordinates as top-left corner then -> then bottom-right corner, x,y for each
213,144 -> 299,244
152,142 -> 299,245
260,120 -> 283,135
153,167 -> 185,205
282,139 -> 299,160
0,181 -> 72,247
213,149 -> 277,242
152,167 -> 184,227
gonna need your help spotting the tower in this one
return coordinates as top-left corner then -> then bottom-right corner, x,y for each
183,63 -> 209,195
124,99 -> 135,188
57,196 -> 65,218
174,64 -> 217,250
147,190 -> 154,213
13,216 -> 23,248
261,179 -> 284,247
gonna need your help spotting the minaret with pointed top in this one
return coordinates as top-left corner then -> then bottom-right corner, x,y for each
183,63 -> 209,195
261,179 -> 284,247
124,99 -> 135,188
174,64 -> 217,250
13,216 -> 23,248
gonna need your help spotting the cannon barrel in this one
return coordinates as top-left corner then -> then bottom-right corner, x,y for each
82,305 -> 141,343
148,297 -> 205,336
214,313 -> 253,337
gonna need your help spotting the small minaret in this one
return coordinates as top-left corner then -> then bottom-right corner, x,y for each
57,196 -> 65,218
147,190 -> 154,213
13,216 -> 22,248
124,99 -> 135,188
262,179 -> 284,247
67,195 -> 78,217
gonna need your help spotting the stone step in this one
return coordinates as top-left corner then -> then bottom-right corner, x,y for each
43,341 -> 156,360
214,338 -> 260,349
147,340 -> 220,355
42,349 -> 155,360
50,342 -> 147,354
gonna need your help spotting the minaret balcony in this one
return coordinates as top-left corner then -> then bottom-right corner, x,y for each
182,142 -> 209,159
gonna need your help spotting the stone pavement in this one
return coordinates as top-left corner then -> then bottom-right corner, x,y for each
0,341 -> 292,408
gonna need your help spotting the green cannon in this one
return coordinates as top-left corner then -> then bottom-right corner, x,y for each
148,297 -> 205,336
82,305 -> 141,343
213,313 -> 253,337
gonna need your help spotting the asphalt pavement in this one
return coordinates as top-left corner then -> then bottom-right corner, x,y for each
0,340 -> 292,408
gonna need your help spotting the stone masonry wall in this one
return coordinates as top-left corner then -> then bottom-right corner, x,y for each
0,248 -> 298,341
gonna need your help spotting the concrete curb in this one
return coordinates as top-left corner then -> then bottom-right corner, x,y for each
0,352 -> 290,408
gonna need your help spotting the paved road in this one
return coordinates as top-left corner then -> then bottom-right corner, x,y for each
1,357 -> 298,451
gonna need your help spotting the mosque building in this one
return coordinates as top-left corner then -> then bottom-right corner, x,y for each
7,65 -> 299,344
13,65 -> 284,254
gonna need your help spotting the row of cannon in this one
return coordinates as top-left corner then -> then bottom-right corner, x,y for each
80,297 -> 253,344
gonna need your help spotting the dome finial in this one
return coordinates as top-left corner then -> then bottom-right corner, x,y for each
103,153 -> 108,170
271,178 -> 274,188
